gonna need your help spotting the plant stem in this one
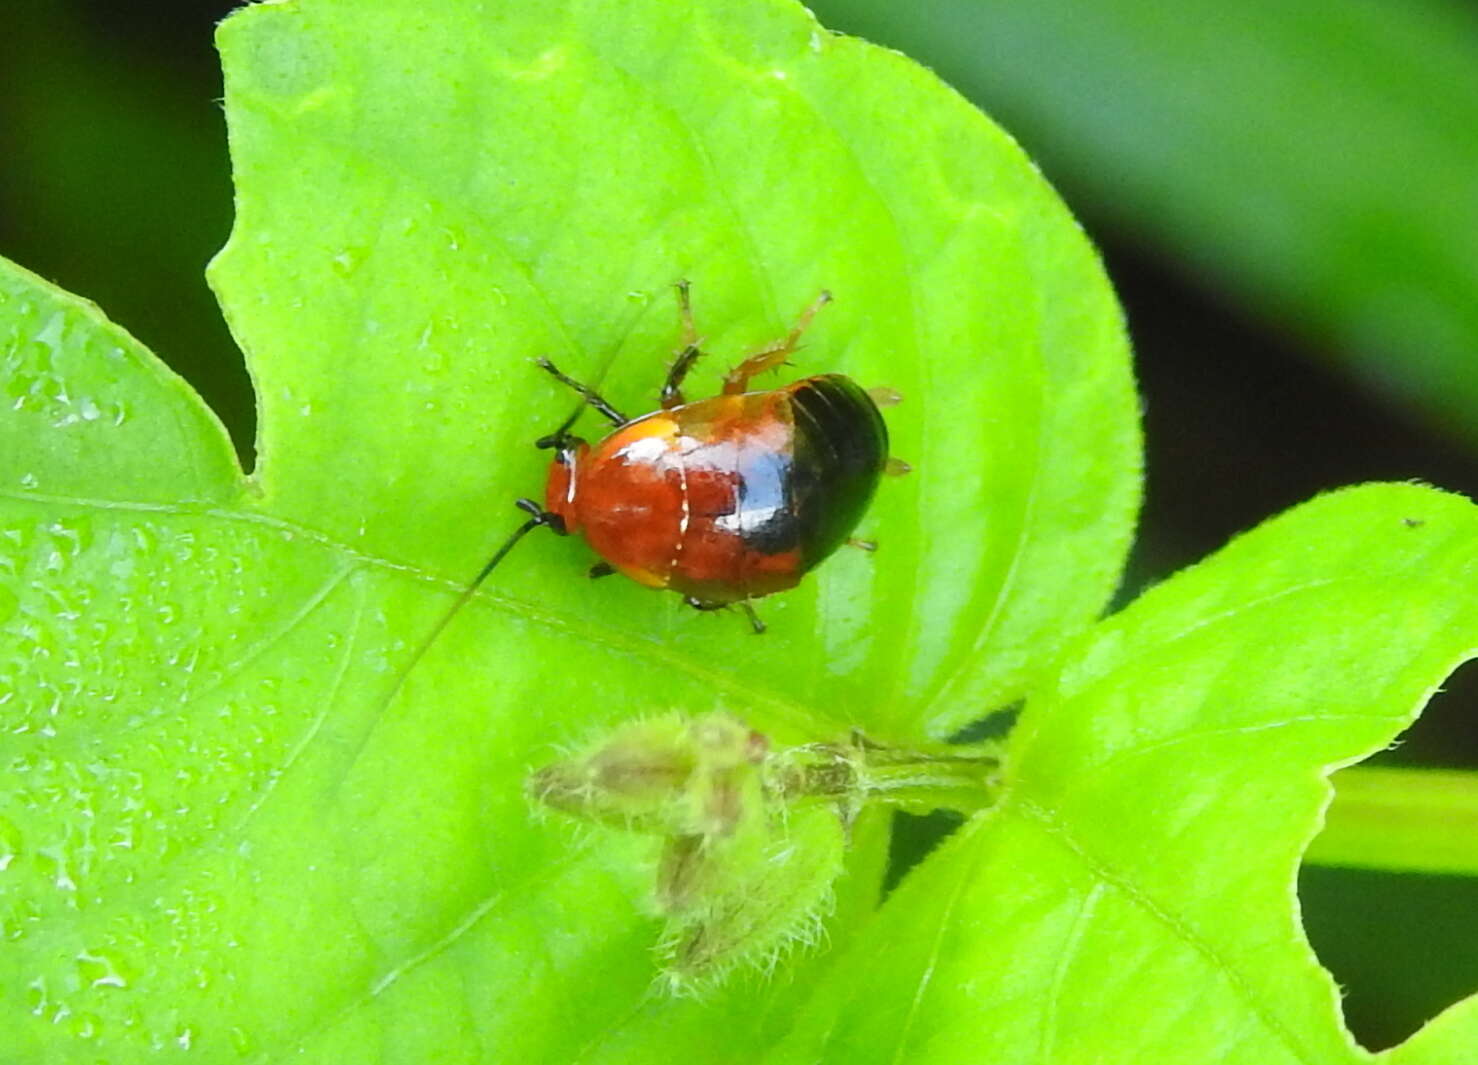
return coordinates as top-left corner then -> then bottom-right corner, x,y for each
855,743 -> 1003,815
1305,766 -> 1478,877
770,739 -> 1003,817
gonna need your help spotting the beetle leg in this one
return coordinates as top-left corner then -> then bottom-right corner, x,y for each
722,289 -> 832,395
515,496 -> 566,535
682,595 -> 767,635
683,595 -> 725,613
846,537 -> 877,552
736,601 -> 766,635
536,357 -> 628,427
661,345 -> 701,409
661,280 -> 705,409
884,457 -> 912,476
588,561 -> 617,579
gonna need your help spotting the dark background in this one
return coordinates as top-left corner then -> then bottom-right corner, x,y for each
3,0 -> 1475,1050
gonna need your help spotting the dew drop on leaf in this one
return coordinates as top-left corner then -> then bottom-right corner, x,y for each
68,1011 -> 100,1041
75,949 -> 132,990
330,246 -> 367,276
0,813 -> 21,871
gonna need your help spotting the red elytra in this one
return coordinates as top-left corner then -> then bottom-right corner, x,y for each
529,283 -> 903,632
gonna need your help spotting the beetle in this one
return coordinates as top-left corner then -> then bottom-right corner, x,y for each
512,282 -> 905,632
405,281 -> 903,660
530,282 -> 903,629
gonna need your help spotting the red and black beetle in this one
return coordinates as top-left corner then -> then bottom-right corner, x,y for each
451,282 -> 903,636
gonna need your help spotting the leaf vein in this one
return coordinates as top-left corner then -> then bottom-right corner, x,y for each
1012,798 -> 1320,1065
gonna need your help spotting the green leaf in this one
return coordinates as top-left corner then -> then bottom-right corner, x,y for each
772,483 -> 1478,1065
809,0 -> 1478,448
0,0 -> 1136,1061
1381,996 -> 1478,1065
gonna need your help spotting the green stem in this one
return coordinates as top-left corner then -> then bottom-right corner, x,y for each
769,739 -> 1003,817
855,744 -> 1002,815
1304,766 -> 1478,877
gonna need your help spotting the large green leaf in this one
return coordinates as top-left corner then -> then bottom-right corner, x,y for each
771,484 -> 1478,1064
0,0 -> 1136,1060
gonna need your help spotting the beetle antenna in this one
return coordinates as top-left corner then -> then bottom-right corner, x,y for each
377,498 -> 562,717
372,332 -> 632,722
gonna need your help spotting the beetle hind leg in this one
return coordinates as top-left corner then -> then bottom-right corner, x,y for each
722,289 -> 832,395
736,601 -> 766,635
683,595 -> 767,635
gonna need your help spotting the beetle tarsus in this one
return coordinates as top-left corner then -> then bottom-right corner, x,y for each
588,561 -> 617,579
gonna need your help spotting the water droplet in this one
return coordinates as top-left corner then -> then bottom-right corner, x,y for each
47,520 -> 89,558
229,1025 -> 254,1056
76,949 -> 130,989
0,814 -> 20,870
26,338 -> 55,374
129,524 -> 158,555
39,847 -> 78,892
78,396 -> 101,422
69,1010 -> 101,1040
27,976 -> 48,1016
18,472 -> 38,490
331,246 -> 368,276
